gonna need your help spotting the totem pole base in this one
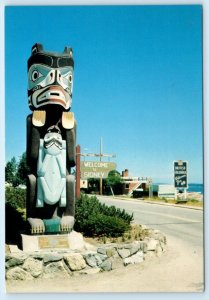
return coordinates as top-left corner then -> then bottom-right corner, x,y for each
21,231 -> 85,252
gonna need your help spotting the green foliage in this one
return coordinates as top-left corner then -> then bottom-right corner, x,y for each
106,170 -> 121,186
104,169 -> 123,195
187,198 -> 198,203
5,157 -> 17,186
5,186 -> 26,210
74,194 -> 133,237
5,153 -> 29,187
16,153 -> 29,185
5,187 -> 27,244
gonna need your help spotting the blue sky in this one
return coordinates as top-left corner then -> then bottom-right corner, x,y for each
5,5 -> 203,183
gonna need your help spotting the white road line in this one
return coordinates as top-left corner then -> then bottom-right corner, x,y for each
123,207 -> 202,223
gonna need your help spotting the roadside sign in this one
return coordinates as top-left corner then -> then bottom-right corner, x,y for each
158,185 -> 176,199
174,160 -> 188,188
80,161 -> 117,179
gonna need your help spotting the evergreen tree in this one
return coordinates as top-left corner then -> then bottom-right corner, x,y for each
5,157 -> 17,186
16,152 -> 29,185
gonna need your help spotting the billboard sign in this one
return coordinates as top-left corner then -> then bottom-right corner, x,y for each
174,160 -> 188,188
80,161 -> 117,179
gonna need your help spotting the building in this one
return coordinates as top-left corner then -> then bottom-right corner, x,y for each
121,169 -> 151,195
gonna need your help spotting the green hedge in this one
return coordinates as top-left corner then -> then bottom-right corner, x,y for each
74,194 -> 133,237
5,187 -> 27,244
5,188 -> 134,238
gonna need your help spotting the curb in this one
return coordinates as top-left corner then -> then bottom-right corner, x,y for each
98,195 -> 203,211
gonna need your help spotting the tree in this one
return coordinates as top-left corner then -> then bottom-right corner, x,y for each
16,152 -> 29,185
5,153 -> 29,186
5,157 -> 17,186
104,170 -> 123,195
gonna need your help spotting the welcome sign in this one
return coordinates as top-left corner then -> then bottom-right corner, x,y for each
80,161 -> 117,179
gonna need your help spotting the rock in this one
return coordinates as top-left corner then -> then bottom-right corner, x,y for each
68,231 -> 85,250
96,253 -> 108,262
84,253 -> 97,267
117,248 -> 131,259
43,261 -> 69,278
147,238 -> 159,251
111,257 -> 124,270
140,241 -> 148,253
94,254 -> 103,266
161,235 -> 167,244
64,253 -> 86,271
23,257 -> 43,278
152,231 -> 166,243
123,251 -> 144,266
97,247 -> 107,255
5,255 -> 12,262
8,245 -> 22,253
100,259 -> 112,271
5,244 -> 11,254
6,267 -> 33,281
155,244 -> 163,257
123,244 -> 133,249
130,244 -> 141,255
159,240 -> 166,252
31,253 -> 44,260
43,253 -> 63,264
5,228 -> 167,281
6,254 -> 28,268
106,247 -> 116,257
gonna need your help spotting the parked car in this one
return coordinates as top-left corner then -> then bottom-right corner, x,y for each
132,188 -> 143,198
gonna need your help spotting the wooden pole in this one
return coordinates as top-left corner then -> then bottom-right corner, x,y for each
76,145 -> 81,199
79,138 -> 115,195
100,137 -> 103,195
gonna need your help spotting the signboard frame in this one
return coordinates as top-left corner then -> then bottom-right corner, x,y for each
173,160 -> 188,189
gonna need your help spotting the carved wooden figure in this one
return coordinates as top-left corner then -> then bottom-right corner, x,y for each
26,43 -> 76,234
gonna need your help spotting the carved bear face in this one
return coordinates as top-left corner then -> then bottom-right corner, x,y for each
44,125 -> 63,156
28,43 -> 74,111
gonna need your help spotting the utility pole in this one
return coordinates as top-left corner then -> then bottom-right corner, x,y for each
79,138 -> 116,195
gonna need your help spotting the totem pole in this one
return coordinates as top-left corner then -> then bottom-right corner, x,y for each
26,43 -> 76,234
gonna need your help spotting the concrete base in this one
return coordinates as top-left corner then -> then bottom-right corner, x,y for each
21,230 -> 85,252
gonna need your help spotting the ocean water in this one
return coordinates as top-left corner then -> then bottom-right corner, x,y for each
154,183 -> 204,195
187,183 -> 203,194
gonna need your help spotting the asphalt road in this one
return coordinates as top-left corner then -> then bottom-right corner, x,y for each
96,195 -> 204,291
97,196 -> 204,248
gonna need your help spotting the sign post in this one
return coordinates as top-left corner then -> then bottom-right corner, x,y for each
174,160 -> 188,200
79,138 -> 116,195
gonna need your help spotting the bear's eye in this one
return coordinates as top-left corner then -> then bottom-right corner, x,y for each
66,74 -> 73,83
31,70 -> 42,82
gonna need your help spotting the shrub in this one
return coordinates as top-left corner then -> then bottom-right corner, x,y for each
74,194 -> 133,237
5,186 -> 26,209
5,188 -> 134,239
5,187 -> 27,244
